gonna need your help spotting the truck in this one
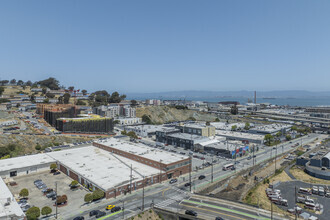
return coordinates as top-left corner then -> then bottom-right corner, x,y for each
318,186 -> 324,196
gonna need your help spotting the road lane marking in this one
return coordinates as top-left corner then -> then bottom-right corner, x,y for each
181,203 -> 246,220
183,200 -> 270,220
97,210 -> 123,220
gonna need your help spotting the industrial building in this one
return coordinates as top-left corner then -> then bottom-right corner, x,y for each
0,138 -> 190,201
159,132 -> 214,150
124,125 -> 165,137
248,124 -> 291,135
210,122 -> 247,131
56,117 -> 113,134
296,150 -> 330,180
0,177 -> 25,219
0,154 -> 56,178
176,123 -> 215,137
215,130 -> 264,144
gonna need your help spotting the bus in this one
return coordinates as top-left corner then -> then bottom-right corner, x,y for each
223,163 -> 234,171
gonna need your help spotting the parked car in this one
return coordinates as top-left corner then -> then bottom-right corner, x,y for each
53,171 -> 61,175
111,206 -> 121,213
198,175 -> 206,180
169,179 -> 178,184
21,204 -> 31,212
106,205 -> 115,210
34,179 -> 42,184
73,217 -> 84,220
215,217 -> 224,220
46,191 -> 56,198
89,210 -> 98,217
96,211 -> 106,218
185,210 -> 197,217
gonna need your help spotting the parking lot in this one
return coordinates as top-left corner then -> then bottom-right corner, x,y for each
8,170 -> 88,217
276,180 -> 330,220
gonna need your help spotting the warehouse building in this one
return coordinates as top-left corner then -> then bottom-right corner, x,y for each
297,150 -> 330,180
215,130 -> 264,144
0,154 -> 56,178
48,146 -> 161,199
249,124 -> 291,135
160,132 -> 213,150
124,125 -> 165,137
93,138 -> 190,180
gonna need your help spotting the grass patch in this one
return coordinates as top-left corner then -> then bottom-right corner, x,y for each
290,166 -> 330,185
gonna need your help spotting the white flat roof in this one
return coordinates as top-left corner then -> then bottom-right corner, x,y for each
250,124 -> 291,133
0,177 -> 25,219
0,154 -> 56,173
210,122 -> 246,130
95,138 -> 189,165
216,130 -> 264,141
47,146 -> 160,191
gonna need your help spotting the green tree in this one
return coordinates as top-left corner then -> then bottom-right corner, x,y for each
26,207 -> 40,220
42,87 -> 47,95
92,189 -> 105,200
188,116 -> 196,121
127,131 -> 138,139
131,99 -> 138,107
7,143 -> 16,151
215,118 -> 220,122
244,122 -> 250,130
43,98 -> 49,103
19,188 -> 29,198
230,105 -> 238,115
84,193 -> 93,203
35,144 -> 41,151
121,130 -> 127,135
10,79 -> 16,85
231,125 -> 237,131
45,92 -> 55,98
285,134 -> 292,141
264,134 -> 274,146
142,115 -> 152,124
50,163 -> 57,171
38,77 -> 60,90
25,80 -> 32,86
76,100 -> 86,105
81,89 -> 87,95
276,131 -> 282,137
68,86 -> 74,91
63,93 -> 71,104
71,180 -> 79,187
113,120 -> 120,125
291,125 -> 297,131
41,206 -> 52,216
0,86 -> 4,96
17,80 -> 24,85
206,121 -> 211,126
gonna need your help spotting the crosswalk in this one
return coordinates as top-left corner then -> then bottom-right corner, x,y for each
154,187 -> 190,208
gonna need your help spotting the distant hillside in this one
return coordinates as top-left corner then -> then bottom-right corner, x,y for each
136,106 -> 217,124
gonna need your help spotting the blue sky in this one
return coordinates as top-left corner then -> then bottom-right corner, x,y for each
1,0 -> 330,93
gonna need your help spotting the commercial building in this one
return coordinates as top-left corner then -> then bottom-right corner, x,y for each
215,130 -> 264,144
0,177 -> 25,219
176,124 -> 216,137
162,132 -> 213,150
93,104 -> 136,118
210,122 -> 246,131
249,124 -> 291,135
56,117 -> 113,134
124,125 -> 165,137
155,127 -> 181,143
202,141 -> 249,158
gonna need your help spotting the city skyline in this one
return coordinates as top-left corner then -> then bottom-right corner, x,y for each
1,0 -> 330,93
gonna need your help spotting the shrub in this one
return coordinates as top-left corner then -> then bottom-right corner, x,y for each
50,163 -> 57,171
19,188 -> 29,198
71,180 -> 79,187
41,206 -> 52,216
26,207 -> 40,220
92,189 -> 105,200
84,193 -> 93,203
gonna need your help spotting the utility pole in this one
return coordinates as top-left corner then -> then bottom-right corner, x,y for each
252,144 -> 255,166
295,186 -> 297,220
159,159 -> 162,183
211,157 -> 214,183
122,200 -> 125,220
235,144 -> 237,173
142,176 -> 145,211
271,201 -> 273,220
55,182 -> 58,219
189,155 -> 192,192
275,138 -> 278,172
130,164 -> 132,194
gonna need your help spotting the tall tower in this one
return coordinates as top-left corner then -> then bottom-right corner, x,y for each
254,91 -> 257,104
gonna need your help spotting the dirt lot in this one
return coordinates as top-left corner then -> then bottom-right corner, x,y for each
130,209 -> 163,220
8,170 -> 88,217
290,166 -> 330,185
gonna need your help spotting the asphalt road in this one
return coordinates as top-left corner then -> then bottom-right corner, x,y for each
65,133 -> 326,220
